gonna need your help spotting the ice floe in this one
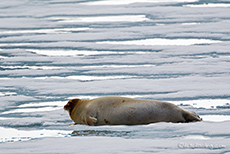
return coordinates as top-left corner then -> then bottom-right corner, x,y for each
97,38 -> 222,46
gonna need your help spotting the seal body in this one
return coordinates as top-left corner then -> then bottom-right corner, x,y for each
64,96 -> 202,126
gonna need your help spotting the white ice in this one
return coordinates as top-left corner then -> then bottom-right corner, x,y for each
83,0 -> 198,5
0,127 -> 70,143
48,15 -> 150,23
97,38 -> 222,46
184,3 -> 230,7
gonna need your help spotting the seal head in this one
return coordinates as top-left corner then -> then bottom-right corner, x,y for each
64,99 -> 81,115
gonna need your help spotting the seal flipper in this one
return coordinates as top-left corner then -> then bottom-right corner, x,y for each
183,111 -> 202,122
85,116 -> 98,126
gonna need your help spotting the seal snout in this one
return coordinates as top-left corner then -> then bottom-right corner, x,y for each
64,100 -> 71,111
64,103 -> 70,111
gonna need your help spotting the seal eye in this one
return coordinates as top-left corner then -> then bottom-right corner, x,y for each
68,101 -> 72,106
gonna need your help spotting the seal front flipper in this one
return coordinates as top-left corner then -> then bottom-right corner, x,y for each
69,122 -> 77,125
85,116 -> 98,126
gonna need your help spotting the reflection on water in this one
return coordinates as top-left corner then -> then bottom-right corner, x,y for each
71,130 -> 131,137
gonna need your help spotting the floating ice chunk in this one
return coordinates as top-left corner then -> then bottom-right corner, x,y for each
82,64 -> 156,68
97,38 -> 221,46
18,101 -> 66,108
0,92 -> 17,97
0,117 -> 15,120
180,135 -> 211,140
1,107 -> 61,114
184,3 -> 230,7
201,115 -> 230,122
66,75 -> 133,80
83,0 -> 198,5
181,22 -> 201,25
67,95 -> 148,100
29,49 -> 123,56
0,28 -> 90,34
0,43 -> 34,47
1,65 -> 62,70
172,99 -> 230,109
48,15 -> 150,23
67,96 -> 100,100
0,78 -> 12,80
0,127 -> 70,143
34,75 -> 134,81
29,49 -> 152,57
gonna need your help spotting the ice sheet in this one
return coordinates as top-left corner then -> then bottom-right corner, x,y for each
83,0 -> 199,5
0,0 -> 230,153
48,15 -> 150,23
97,38 -> 222,46
0,127 -> 70,143
184,3 -> 230,7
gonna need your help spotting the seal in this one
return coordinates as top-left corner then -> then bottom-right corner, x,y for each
64,96 -> 202,126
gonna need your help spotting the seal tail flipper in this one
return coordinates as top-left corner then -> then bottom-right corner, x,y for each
183,111 -> 202,122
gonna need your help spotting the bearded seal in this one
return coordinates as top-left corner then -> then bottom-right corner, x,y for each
64,96 -> 202,126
